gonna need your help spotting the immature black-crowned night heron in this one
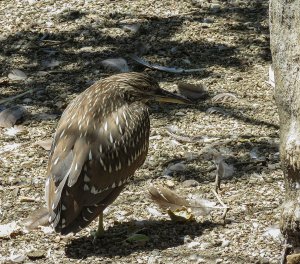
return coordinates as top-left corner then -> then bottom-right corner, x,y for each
28,72 -> 190,237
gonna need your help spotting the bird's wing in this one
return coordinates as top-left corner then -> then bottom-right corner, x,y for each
46,85 -> 150,233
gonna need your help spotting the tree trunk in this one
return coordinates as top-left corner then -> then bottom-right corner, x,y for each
270,0 -> 300,247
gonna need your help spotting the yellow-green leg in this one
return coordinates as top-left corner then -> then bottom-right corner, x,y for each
91,212 -> 105,239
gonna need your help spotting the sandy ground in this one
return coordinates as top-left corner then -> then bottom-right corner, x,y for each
0,1 -> 283,263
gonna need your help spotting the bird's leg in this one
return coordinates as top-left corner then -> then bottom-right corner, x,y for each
91,212 -> 105,239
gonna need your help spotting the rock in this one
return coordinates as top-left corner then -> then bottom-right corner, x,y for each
210,3 -> 221,12
182,179 -> 199,187
27,250 -> 46,260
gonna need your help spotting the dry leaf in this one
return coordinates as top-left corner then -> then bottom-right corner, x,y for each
100,58 -> 129,72
146,207 -> 163,217
263,225 -> 283,242
177,82 -> 208,100
42,59 -> 60,68
4,126 -> 25,136
130,54 -> 203,73
167,208 -> 195,222
122,24 -> 140,33
211,93 -> 237,103
265,65 -> 275,88
0,105 -> 27,128
125,233 -> 150,246
149,185 -> 189,211
9,253 -> 26,263
27,250 -> 46,260
8,69 -> 27,81
0,221 -> 21,238
206,107 -> 227,116
149,185 -> 218,219
36,138 -> 52,150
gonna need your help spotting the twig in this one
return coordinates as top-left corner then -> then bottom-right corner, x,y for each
280,239 -> 292,264
0,87 -> 43,105
211,189 -> 229,224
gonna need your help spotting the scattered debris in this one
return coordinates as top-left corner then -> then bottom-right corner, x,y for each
122,24 -> 141,33
0,87 -> 43,105
8,69 -> 27,81
149,185 -> 224,221
130,54 -> 203,73
265,65 -> 275,88
3,126 -> 26,136
177,82 -> 208,100
125,233 -> 150,246
206,107 -> 228,116
27,250 -> 46,260
263,225 -> 283,242
42,59 -> 61,68
0,105 -> 27,128
211,93 -> 237,103
0,221 -> 22,239
100,58 -> 130,72
36,138 -> 53,150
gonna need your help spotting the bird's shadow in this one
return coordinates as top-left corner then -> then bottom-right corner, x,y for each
65,219 -> 220,259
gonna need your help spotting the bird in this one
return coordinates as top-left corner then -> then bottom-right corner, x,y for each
26,72 -> 191,237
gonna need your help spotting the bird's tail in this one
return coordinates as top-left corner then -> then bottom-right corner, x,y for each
23,207 -> 49,230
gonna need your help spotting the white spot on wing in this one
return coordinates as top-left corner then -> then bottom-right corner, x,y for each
112,182 -> 116,188
89,150 -> 92,160
54,157 -> 59,165
104,122 -> 108,131
60,129 -> 65,138
84,184 -> 90,191
84,174 -> 90,182
87,208 -> 93,214
62,204 -> 66,210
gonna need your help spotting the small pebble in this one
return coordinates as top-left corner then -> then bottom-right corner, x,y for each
182,179 -> 199,187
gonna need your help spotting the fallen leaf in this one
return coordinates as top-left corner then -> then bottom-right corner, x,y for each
206,107 -> 227,116
27,250 -> 46,260
36,138 -> 52,150
19,196 -> 36,202
186,241 -> 201,248
9,253 -> 26,263
146,207 -> 163,217
126,234 -> 150,244
130,54 -> 203,73
265,65 -> 275,88
0,105 -> 27,128
167,208 -> 195,222
4,126 -> 26,136
211,93 -> 237,103
177,82 -> 208,100
149,185 -> 218,218
40,226 -> 54,234
122,24 -> 140,33
100,58 -> 129,72
0,221 -> 21,239
263,225 -> 283,242
42,59 -> 60,68
8,69 -> 27,81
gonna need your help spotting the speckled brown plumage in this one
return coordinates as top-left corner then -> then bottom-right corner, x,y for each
28,72 -> 190,235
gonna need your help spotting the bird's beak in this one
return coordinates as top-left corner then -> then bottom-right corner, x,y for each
153,89 -> 193,105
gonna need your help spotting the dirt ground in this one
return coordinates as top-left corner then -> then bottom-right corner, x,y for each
0,0 -> 283,263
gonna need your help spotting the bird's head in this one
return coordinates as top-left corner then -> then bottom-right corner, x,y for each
113,72 -> 192,105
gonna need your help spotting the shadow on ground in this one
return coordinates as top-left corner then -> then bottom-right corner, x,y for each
65,219 -> 219,259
